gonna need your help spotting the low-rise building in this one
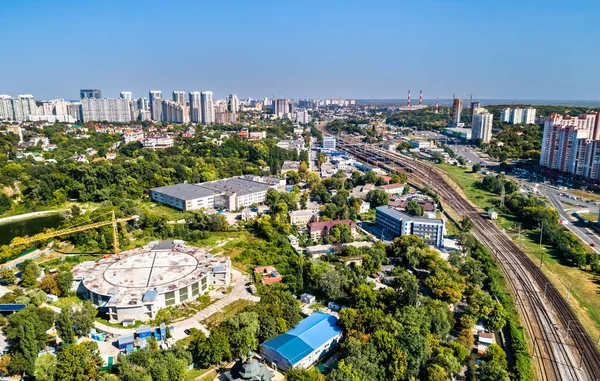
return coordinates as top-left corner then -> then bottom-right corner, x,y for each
307,220 -> 360,242
377,183 -> 405,195
281,160 -> 300,175
150,176 -> 274,212
254,266 -> 282,284
375,206 -> 444,247
260,312 -> 343,371
289,210 -> 317,226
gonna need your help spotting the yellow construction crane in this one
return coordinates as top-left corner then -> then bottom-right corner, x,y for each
9,211 -> 137,253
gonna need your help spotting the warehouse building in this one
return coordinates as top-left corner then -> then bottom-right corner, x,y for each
149,176 -> 274,212
73,240 -> 231,323
375,206 -> 445,247
260,312 -> 342,371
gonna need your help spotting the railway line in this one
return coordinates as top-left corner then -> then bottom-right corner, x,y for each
323,128 -> 600,380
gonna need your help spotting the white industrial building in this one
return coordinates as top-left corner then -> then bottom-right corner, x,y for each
150,176 -> 275,212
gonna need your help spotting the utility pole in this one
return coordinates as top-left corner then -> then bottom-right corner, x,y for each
566,283 -> 572,302
539,221 -> 544,268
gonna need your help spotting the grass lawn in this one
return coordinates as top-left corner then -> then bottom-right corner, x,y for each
137,201 -> 189,220
435,162 -> 600,341
184,367 -> 216,381
504,228 -> 600,341
52,295 -> 82,310
567,189 -> 600,202
578,212 -> 598,223
201,299 -> 254,329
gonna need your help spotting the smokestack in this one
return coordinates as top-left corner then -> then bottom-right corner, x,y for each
435,96 -> 439,113
419,90 -> 423,106
407,90 -> 411,106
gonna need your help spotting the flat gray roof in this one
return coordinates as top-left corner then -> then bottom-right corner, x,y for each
150,183 -> 217,200
197,177 -> 271,197
376,205 -> 443,225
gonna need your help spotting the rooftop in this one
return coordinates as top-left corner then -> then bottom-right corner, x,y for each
376,205 -> 443,225
261,312 -> 342,365
150,183 -> 216,200
73,241 -> 230,308
307,219 -> 358,232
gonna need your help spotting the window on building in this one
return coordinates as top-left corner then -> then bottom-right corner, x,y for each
180,287 -> 188,301
165,291 -> 176,306
192,282 -> 199,296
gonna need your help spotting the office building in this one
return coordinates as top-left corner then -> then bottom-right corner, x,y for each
80,89 -> 101,99
260,312 -> 343,371
81,98 -> 133,123
375,206 -> 444,247
149,90 -> 163,121
72,241 -> 230,323
172,90 -> 186,105
201,91 -> 215,124
273,99 -> 292,118
150,176 -> 275,212
189,92 -> 201,123
120,91 -> 133,101
452,98 -> 463,126
227,93 -> 239,113
322,136 -> 336,150
472,110 -> 493,143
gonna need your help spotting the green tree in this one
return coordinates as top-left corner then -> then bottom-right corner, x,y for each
402,184 -> 410,195
21,262 -> 41,288
56,308 -> 75,344
365,189 -> 389,208
71,301 -> 97,336
55,341 -> 102,381
472,163 -> 481,173
56,270 -> 74,296
285,367 -> 325,381
39,274 -> 60,295
0,268 -> 16,285
426,363 -> 449,381
405,200 -> 424,217
34,353 -> 56,381
460,216 -> 473,232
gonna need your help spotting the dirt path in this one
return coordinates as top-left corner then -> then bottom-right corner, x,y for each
0,209 -> 65,225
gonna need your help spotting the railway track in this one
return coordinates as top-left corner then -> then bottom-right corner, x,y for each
325,130 -> 600,380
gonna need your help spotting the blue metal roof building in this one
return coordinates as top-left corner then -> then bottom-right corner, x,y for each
260,312 -> 342,371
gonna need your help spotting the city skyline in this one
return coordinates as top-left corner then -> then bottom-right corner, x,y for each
2,1 -> 600,100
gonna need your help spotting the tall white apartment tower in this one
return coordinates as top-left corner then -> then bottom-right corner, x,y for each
189,92 -> 202,123
120,91 -> 133,101
0,95 -> 12,120
201,91 -> 215,124
227,94 -> 240,113
173,91 -> 186,105
472,110 -> 493,143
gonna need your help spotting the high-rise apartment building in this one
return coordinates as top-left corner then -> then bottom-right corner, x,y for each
149,90 -> 163,121
173,91 -> 186,105
137,97 -> 150,111
41,99 -> 69,116
120,91 -> 133,101
452,98 -> 463,125
500,107 -> 538,125
227,94 -> 240,113
67,102 -> 82,121
470,101 -> 480,118
80,89 -> 101,99
81,98 -> 133,123
201,91 -> 215,124
0,95 -> 12,120
162,100 -> 190,124
472,110 -> 493,143
273,99 -> 292,118
189,92 -> 201,123
1,95 -> 39,121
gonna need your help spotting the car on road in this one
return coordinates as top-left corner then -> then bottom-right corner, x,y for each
591,243 -> 596,247
184,329 -> 192,335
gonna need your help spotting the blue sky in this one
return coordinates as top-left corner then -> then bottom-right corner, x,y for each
2,0 -> 599,100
